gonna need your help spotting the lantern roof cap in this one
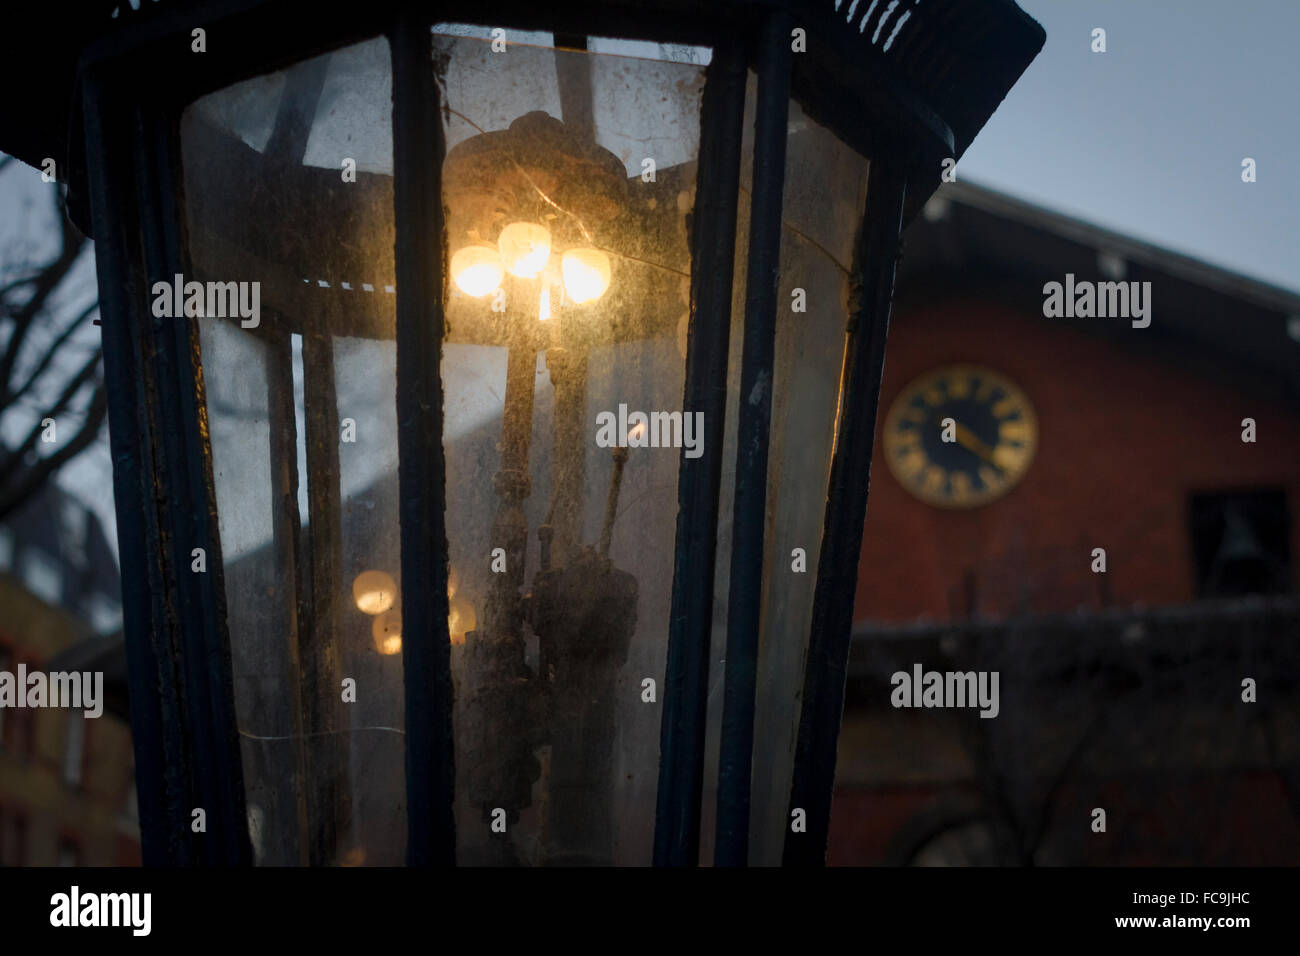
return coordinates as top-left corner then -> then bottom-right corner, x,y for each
0,0 -> 1043,233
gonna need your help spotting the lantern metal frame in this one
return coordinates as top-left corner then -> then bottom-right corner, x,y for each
57,0 -> 1043,866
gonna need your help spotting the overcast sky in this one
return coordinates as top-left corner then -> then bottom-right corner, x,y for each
958,0 -> 1299,294
3,0 -> 1297,560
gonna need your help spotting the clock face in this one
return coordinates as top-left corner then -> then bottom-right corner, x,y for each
882,364 -> 1037,508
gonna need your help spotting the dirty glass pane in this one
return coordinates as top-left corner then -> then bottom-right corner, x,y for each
701,77 -> 870,865
180,36 -> 404,865
435,29 -> 704,864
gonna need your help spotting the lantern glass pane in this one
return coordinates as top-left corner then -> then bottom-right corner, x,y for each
179,36 -> 405,865
700,75 -> 871,865
434,29 -> 705,865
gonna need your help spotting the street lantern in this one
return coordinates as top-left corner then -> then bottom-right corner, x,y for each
0,0 -> 1042,865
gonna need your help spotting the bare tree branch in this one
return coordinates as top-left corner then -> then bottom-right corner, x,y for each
0,172 -> 103,519
0,189 -> 88,395
5,299 -> 99,405
0,384 -> 107,522
0,273 -> 42,302
1,351 -> 100,474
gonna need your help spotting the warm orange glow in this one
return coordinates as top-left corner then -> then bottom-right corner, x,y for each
372,612 -> 402,655
498,222 -> 552,278
561,248 -> 611,303
448,597 -> 476,646
447,564 -> 460,600
450,245 -> 505,297
353,570 -> 397,615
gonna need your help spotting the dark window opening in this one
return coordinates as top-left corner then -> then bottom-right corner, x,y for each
57,839 -> 81,867
0,646 -> 10,746
1190,489 -> 1292,598
13,709 -> 36,762
0,648 -> 34,759
0,811 -> 27,866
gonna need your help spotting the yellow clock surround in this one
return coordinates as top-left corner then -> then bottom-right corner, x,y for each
882,364 -> 1037,508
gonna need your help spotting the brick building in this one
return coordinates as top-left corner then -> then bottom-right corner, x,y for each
832,182 -> 1300,865
0,485 -> 138,866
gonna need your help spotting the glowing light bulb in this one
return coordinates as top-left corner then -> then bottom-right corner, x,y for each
448,597 -> 476,646
561,248 -> 612,304
497,222 -> 552,278
373,612 -> 402,655
353,570 -> 397,615
450,245 -> 504,297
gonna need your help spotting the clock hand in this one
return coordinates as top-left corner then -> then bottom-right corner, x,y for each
950,420 -> 1000,468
